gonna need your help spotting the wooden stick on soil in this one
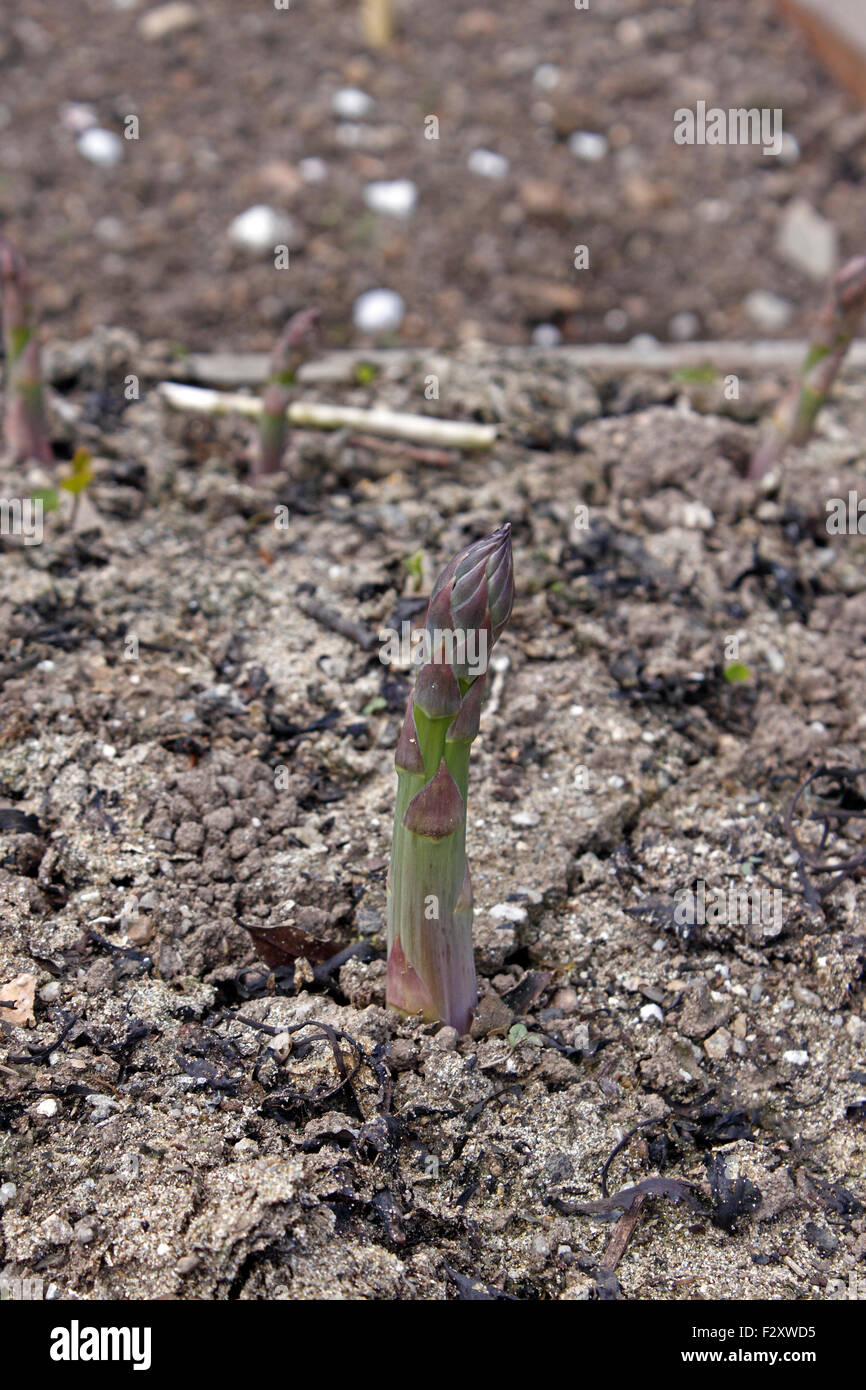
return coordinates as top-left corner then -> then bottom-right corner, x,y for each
600,1193 -> 648,1272
157,380 -> 497,451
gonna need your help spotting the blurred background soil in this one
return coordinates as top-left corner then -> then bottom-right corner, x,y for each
1,0 -> 866,349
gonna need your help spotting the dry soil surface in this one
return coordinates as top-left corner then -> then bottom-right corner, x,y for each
0,338 -> 865,1298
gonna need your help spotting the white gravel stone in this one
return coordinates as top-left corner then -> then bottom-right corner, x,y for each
36,1098 -> 58,1117
138,3 -> 199,42
228,205 -> 302,253
299,157 -> 327,183
533,63 -> 560,91
568,131 -> 609,162
697,198 -> 732,224
468,148 -> 510,179
363,178 -> 418,217
778,132 -> 800,166
95,216 -> 125,243
680,501 -> 715,530
490,902 -> 528,923
332,87 -> 374,120
743,289 -> 793,332
783,1049 -> 809,1066
776,199 -> 837,281
604,308 -> 629,333
668,310 -> 701,341
0,1183 -> 17,1205
352,288 -> 406,334
61,102 -> 98,133
77,128 -> 124,167
640,1003 -> 664,1024
704,1027 -> 731,1060
531,323 -> 562,347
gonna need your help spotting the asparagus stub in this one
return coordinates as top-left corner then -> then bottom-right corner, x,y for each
749,255 -> 866,480
255,307 -> 320,477
0,236 -> 53,468
386,523 -> 514,1033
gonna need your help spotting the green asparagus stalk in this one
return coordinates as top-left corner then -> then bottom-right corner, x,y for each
749,255 -> 866,480
0,236 -> 53,468
387,523 -> 514,1033
255,307 -> 320,477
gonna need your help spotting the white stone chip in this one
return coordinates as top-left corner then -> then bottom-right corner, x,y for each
77,128 -> 124,167
468,148 -> 510,179
332,88 -> 374,120
363,179 -> 418,217
352,288 -> 406,334
228,205 -> 302,253
568,131 -> 609,162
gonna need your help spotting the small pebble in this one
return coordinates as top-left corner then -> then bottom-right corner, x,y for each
468,148 -> 509,179
228,205 -> 302,253
299,157 -> 327,183
363,178 -> 418,217
778,132 -> 800,167
489,902 -> 528,923
680,501 -> 714,530
272,1032 -> 292,1063
86,1094 -> 121,1121
138,3 -> 199,41
0,1182 -> 17,1206
533,63 -> 560,91
604,308 -> 629,333
668,310 -> 700,341
77,128 -> 124,167
353,288 -> 406,334
568,131 -> 608,162
697,198 -> 732,224
40,981 -> 61,1002
783,1049 -> 809,1066
42,1215 -> 74,1245
776,198 -> 837,281
639,1003 -> 664,1024
332,88 -> 374,120
743,289 -> 793,332
36,1097 -> 58,1117
531,323 -> 562,347
60,102 -> 98,133
704,1027 -> 731,1060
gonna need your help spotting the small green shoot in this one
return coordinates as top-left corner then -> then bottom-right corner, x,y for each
723,662 -> 751,684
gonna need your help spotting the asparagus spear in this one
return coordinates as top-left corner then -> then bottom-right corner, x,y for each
0,236 -> 53,468
387,523 -> 514,1033
749,255 -> 866,480
255,307 -> 320,477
